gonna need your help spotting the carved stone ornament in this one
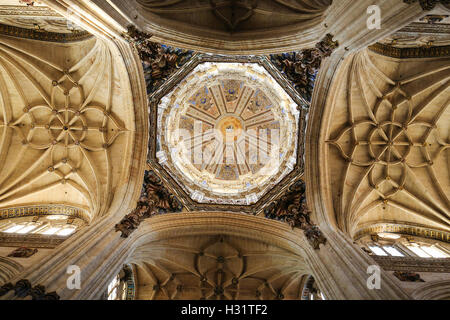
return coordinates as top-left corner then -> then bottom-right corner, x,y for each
393,271 -> 425,282
7,247 -> 38,258
373,256 -> 450,273
270,33 -> 339,102
115,170 -> 183,238
403,0 -> 450,10
0,279 -> 60,300
19,0 -> 37,5
264,180 -> 326,250
124,25 -> 194,94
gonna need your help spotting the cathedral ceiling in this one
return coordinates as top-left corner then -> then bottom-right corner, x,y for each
155,61 -> 300,206
376,15 -> 450,49
368,13 -> 450,63
0,1 -> 91,42
0,34 -> 139,222
325,49 -> 449,237
109,0 -> 334,54
134,0 -> 331,34
129,234 -> 311,300
146,54 -> 308,213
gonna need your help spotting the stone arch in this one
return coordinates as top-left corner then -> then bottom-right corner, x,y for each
0,257 -> 23,285
411,281 -> 450,300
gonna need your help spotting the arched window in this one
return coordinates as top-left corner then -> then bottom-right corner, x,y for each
107,274 -> 123,300
362,233 -> 449,259
106,265 -> 135,300
0,217 -> 80,237
368,245 -> 404,257
301,275 -> 325,300
405,243 -> 449,258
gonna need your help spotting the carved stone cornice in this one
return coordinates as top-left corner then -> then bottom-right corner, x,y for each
373,256 -> 450,273
115,170 -> 183,238
0,279 -> 59,300
369,42 -> 450,58
403,0 -> 450,10
269,33 -> 339,103
0,204 -> 89,223
0,232 -> 66,249
399,21 -> 450,34
354,223 -> 450,243
264,180 -> 326,250
0,23 -> 92,42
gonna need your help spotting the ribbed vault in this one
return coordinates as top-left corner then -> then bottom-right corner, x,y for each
325,49 -> 449,236
0,35 -> 138,222
108,0 -> 333,54
0,256 -> 23,285
129,234 -> 311,300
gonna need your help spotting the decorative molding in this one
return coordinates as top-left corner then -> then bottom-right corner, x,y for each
373,256 -> 450,273
0,6 -> 60,18
7,247 -> 38,258
403,0 -> 450,11
354,223 -> 450,243
0,204 -> 89,223
269,33 -> 339,102
264,180 -> 327,250
0,232 -> 66,249
115,170 -> 183,238
0,279 -> 59,300
369,42 -> 450,58
0,23 -> 91,43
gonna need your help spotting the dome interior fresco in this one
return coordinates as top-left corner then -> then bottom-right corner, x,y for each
155,61 -> 300,206
376,15 -> 450,48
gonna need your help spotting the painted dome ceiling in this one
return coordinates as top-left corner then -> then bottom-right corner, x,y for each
155,62 -> 300,205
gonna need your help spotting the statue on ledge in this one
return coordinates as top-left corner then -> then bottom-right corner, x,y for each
124,25 -> 193,94
270,33 -> 339,102
264,180 -> 327,250
115,170 -> 183,238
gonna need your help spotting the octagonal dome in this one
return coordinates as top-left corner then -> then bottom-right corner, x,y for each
155,62 -> 300,205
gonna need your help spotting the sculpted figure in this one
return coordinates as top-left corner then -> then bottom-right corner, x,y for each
115,171 -> 183,238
